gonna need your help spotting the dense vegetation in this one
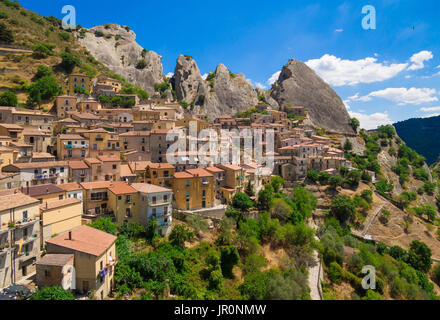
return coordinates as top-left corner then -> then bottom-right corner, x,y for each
394,116 -> 440,166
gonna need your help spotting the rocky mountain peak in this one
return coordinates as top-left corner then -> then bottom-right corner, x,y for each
78,24 -> 163,94
271,58 -> 354,134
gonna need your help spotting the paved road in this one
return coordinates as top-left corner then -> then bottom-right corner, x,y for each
307,219 -> 323,300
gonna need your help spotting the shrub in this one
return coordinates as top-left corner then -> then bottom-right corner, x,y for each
351,118 -> 360,132
32,43 -> 55,59
59,32 -> 70,41
361,189 -> 373,204
306,170 -> 319,183
407,240 -> 432,273
34,64 -> 53,80
136,59 -> 147,69
328,262 -> 344,284
346,170 -> 361,188
30,286 -> 75,300
329,175 -> 343,189
94,30 -> 104,37
0,91 -> 17,107
432,263 -> 440,285
343,139 -> 353,151
0,22 -> 13,44
232,192 -> 253,212
0,11 -> 8,19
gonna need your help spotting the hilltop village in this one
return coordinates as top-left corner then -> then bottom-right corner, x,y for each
0,72 -> 356,298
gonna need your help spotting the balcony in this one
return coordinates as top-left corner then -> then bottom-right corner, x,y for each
95,137 -> 104,142
90,197 -> 109,202
15,219 -> 38,229
34,173 -> 58,180
14,235 -> 37,246
64,143 -> 89,149
148,200 -> 171,207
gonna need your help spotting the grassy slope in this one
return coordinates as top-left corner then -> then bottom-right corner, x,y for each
0,0 -> 126,106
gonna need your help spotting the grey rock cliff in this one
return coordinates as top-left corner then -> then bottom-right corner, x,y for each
270,58 -> 354,134
172,56 -> 259,120
78,24 -> 163,94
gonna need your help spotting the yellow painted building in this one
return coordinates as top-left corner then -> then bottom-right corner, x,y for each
45,225 -> 117,299
57,134 -> 89,160
175,117 -> 210,133
0,146 -> 17,170
129,162 -> 175,188
107,182 -> 139,226
82,128 -> 120,159
172,169 -> 215,211
63,74 -> 92,96
39,198 -> 82,247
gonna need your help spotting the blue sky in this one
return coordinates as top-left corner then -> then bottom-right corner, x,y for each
18,0 -> 440,129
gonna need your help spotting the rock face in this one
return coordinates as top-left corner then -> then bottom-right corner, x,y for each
172,56 -> 259,120
173,55 -> 206,103
270,59 -> 354,134
78,24 -> 163,94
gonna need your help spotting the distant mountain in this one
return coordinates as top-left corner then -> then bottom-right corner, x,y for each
394,115 -> 440,165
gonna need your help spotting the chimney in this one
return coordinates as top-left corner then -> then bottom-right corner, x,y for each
68,231 -> 72,240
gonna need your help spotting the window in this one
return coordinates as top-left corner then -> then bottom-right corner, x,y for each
163,195 -> 168,202
125,195 -> 130,203
112,164 -> 117,170
125,208 -> 131,217
152,196 -> 156,204
22,210 -> 28,220
118,196 -> 122,200
100,261 -> 103,270
73,77 -> 77,82
185,180 -> 190,187
59,195 -> 63,200
186,191 -> 190,198
202,190 -> 206,197
45,270 -> 51,278
60,167 -> 64,173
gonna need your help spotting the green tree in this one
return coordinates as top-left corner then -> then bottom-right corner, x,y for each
118,222 -> 145,239
329,175 -> 343,189
145,219 -> 159,244
407,240 -> 432,272
232,192 -> 253,212
351,117 -> 360,132
60,52 -> 81,73
318,171 -> 331,185
88,217 -> 117,235
169,225 -> 194,249
270,199 -> 292,223
346,170 -> 361,188
245,180 -> 255,197
270,176 -> 285,193
27,76 -> 61,105
30,286 -> 75,300
220,245 -> 240,278
257,184 -> 274,211
0,91 -> 17,107
291,187 -> 317,220
361,189 -> 373,204
306,170 -> 319,183
362,289 -> 382,300
330,195 -> 356,224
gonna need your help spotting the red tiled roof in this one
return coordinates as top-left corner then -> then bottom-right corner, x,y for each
108,182 -> 137,195
46,225 -> 117,257
68,160 -> 89,170
185,168 -> 213,177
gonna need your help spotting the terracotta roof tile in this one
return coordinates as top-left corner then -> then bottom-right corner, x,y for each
46,225 -> 117,257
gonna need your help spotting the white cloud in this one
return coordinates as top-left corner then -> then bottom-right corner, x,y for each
305,54 -> 408,86
335,29 -> 344,32
421,113 -> 440,118
364,87 -> 438,105
268,71 -> 281,85
346,93 -> 371,102
420,106 -> 440,112
201,73 -> 208,80
348,111 -> 393,130
437,65 -> 440,69
255,82 -> 268,90
165,72 -> 174,78
343,100 -> 351,111
408,50 -> 433,71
